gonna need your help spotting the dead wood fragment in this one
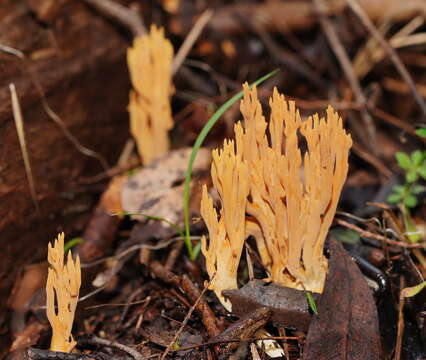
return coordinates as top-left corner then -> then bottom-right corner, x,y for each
0,0 -> 129,322
172,0 -> 426,36
79,335 -> 144,360
83,0 -> 146,36
223,280 -> 314,331
149,261 -> 222,338
209,307 -> 271,360
28,347 -> 93,360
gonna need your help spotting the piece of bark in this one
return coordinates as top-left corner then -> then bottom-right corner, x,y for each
303,239 -> 381,360
0,0 -> 129,342
149,261 -> 223,338
224,279 -> 316,331
209,307 -> 271,360
170,0 -> 425,36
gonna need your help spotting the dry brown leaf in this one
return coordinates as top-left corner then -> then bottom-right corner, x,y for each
122,148 -> 211,228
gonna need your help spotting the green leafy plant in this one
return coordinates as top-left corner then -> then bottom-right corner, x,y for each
387,150 -> 426,208
415,127 -> 426,138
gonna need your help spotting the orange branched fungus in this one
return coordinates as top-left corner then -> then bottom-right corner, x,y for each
201,139 -> 249,311
46,233 -> 81,353
127,24 -> 174,165
201,83 -> 352,303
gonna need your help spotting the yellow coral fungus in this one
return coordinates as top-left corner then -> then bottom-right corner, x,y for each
127,24 -> 174,165
46,233 -> 81,353
200,139 -> 249,311
201,83 -> 352,303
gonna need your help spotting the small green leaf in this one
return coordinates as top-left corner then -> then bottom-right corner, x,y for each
306,292 -> 318,315
411,184 -> 426,195
411,150 -> 424,166
392,185 -> 405,194
401,281 -> 426,297
387,193 -> 402,204
404,195 -> 418,208
418,165 -> 426,180
415,128 -> 426,138
64,237 -> 84,254
396,152 -> 411,170
331,228 -> 360,244
406,170 -> 418,183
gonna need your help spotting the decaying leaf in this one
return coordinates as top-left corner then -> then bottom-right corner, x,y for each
127,24 -> 174,165
303,239 -> 381,360
46,233 -> 81,353
122,148 -> 211,230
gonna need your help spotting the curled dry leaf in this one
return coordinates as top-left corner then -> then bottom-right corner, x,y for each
46,233 -> 81,353
303,239 -> 381,360
122,148 -> 211,229
127,24 -> 174,165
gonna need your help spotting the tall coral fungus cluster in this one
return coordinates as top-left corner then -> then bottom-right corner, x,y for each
201,84 -> 352,309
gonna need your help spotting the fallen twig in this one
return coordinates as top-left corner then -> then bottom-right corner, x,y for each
10,83 -> 40,214
150,261 -> 222,337
172,9 -> 214,75
81,335 -> 144,360
82,0 -> 146,36
335,218 -> 425,249
314,0 -> 376,149
160,284 -> 208,360
347,0 -> 426,117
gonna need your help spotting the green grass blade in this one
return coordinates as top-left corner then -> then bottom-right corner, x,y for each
64,237 -> 84,254
183,69 -> 280,260
306,292 -> 318,315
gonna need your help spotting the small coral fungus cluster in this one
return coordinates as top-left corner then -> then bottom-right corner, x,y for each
201,84 -> 352,310
127,25 -> 174,165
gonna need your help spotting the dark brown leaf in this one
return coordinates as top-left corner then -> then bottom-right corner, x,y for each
303,239 -> 381,360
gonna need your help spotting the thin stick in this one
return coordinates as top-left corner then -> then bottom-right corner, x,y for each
172,9 -> 214,75
347,0 -> 426,117
85,335 -> 144,360
351,141 -> 392,179
0,43 -> 24,58
160,285 -> 208,360
335,218 -> 425,249
314,0 -> 376,148
10,83 -> 40,214
83,0 -> 146,37
394,277 -> 405,360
